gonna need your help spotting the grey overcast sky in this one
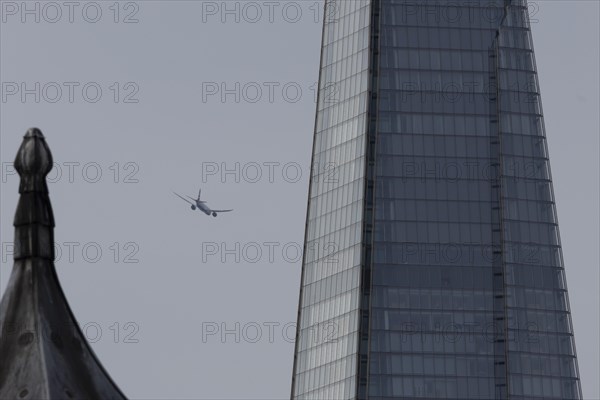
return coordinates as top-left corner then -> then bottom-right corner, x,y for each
0,1 -> 598,399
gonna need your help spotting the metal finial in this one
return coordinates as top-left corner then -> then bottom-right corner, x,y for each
13,128 -> 55,261
14,128 -> 53,193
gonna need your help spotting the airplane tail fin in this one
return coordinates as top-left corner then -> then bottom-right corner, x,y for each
197,188 -> 202,201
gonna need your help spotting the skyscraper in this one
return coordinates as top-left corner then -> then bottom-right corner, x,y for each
291,1 -> 582,399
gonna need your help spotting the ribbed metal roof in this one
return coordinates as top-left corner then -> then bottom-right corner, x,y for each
0,128 -> 126,399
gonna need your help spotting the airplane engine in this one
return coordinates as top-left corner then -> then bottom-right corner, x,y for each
191,205 -> 196,210
212,212 -> 217,217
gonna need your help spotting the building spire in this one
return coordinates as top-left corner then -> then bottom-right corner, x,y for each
0,128 -> 126,399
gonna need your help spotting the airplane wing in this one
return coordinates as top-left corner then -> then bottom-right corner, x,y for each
173,192 -> 195,205
210,209 -> 233,213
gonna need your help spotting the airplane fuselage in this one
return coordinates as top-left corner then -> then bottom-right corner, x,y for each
192,200 -> 214,216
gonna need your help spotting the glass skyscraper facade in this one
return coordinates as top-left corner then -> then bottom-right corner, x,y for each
291,1 -> 581,399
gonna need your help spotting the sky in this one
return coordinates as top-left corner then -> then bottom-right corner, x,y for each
0,1 -> 598,399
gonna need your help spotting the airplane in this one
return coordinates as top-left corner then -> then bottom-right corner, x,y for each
173,188 -> 233,217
